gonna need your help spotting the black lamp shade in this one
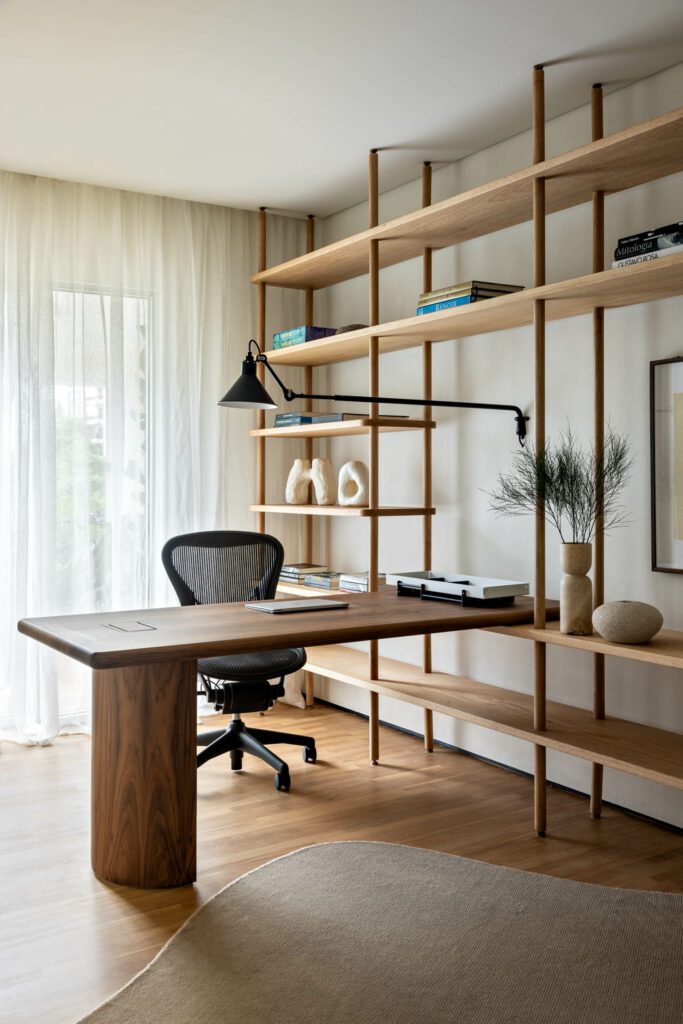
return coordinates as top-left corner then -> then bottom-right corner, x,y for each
218,355 -> 278,410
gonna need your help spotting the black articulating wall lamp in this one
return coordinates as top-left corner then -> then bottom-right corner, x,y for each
219,340 -> 529,445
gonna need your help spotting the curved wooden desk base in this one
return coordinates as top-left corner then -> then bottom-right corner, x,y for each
91,661 -> 197,888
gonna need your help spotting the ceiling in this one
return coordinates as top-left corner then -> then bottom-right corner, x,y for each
0,0 -> 682,217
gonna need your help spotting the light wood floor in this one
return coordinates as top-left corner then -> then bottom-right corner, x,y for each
1,701 -> 682,1024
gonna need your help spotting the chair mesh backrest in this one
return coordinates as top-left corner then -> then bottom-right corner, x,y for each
162,531 -> 284,606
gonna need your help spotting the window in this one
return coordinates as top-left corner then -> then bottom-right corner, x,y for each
53,288 -> 152,611
52,288 -> 151,710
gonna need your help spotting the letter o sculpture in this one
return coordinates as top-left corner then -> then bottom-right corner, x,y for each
338,460 -> 369,507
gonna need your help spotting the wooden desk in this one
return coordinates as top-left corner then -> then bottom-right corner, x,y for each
19,593 -> 546,889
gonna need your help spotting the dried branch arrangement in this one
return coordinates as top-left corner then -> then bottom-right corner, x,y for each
488,428 -> 633,544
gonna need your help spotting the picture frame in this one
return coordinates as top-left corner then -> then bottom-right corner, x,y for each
650,355 -> 683,573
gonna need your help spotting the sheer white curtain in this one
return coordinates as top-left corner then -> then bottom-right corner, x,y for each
0,171 -> 306,743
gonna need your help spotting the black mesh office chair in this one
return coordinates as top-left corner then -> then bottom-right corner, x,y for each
162,531 -> 316,792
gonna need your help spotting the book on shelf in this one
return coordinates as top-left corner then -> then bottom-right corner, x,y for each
274,413 -> 314,427
303,572 -> 342,589
309,412 -> 367,424
612,242 -> 683,268
272,325 -> 336,349
311,412 -> 408,423
274,412 -> 363,426
615,220 -> 682,259
273,412 -> 410,427
417,282 -> 523,316
417,295 -> 476,315
339,572 -> 386,591
418,281 -> 524,303
418,288 -> 516,307
281,563 -> 328,581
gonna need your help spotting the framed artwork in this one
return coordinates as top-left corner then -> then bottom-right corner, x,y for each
651,355 -> 683,573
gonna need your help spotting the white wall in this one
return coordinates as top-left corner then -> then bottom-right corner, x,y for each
314,63 -> 683,827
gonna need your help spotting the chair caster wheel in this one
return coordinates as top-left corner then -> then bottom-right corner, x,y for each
275,771 -> 291,792
230,752 -> 243,771
303,746 -> 317,764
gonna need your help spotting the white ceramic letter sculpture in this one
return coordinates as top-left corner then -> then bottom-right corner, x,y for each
285,459 -> 311,504
285,458 -> 335,505
310,458 -> 335,505
338,460 -> 369,507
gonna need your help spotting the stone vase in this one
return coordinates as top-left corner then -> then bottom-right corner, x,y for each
560,542 -> 593,636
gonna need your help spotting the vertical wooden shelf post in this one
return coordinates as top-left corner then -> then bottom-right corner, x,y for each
256,207 -> 267,534
532,65 -> 548,837
422,160 -> 434,753
368,149 -> 380,765
304,214 -> 316,708
591,84 -> 606,817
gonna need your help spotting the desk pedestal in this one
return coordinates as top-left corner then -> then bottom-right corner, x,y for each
91,660 -> 197,888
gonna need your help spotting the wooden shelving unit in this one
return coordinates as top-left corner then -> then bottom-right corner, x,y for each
250,72 -> 683,833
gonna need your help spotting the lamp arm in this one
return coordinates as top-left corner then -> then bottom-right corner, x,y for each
254,349 -> 528,445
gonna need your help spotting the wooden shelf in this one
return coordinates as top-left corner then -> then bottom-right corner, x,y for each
306,645 -> 683,790
265,254 -> 683,367
251,504 -> 436,517
251,417 -> 435,439
489,620 -> 683,671
252,107 -> 683,290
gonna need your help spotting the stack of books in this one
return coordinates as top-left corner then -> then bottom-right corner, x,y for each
416,280 -> 523,315
339,572 -> 386,592
275,411 -> 364,428
612,221 -> 683,268
272,326 -> 336,349
281,567 -> 387,591
303,571 -> 341,589
274,412 -> 409,428
280,562 -> 327,584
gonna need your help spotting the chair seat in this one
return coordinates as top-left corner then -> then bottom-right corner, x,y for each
198,647 -> 307,682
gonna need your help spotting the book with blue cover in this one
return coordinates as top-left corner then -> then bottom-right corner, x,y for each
417,295 -> 475,315
274,413 -> 314,426
274,412 -> 368,427
272,325 -> 336,349
417,281 -> 523,315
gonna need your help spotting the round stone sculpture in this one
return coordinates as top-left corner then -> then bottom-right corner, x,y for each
592,601 -> 663,645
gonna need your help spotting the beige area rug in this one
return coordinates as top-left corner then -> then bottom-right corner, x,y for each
81,842 -> 683,1024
